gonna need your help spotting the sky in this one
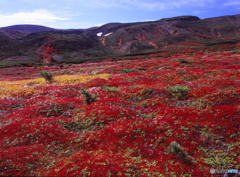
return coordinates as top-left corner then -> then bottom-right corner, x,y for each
0,0 -> 239,29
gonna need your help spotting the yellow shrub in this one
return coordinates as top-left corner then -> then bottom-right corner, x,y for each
0,74 -> 109,98
54,74 -> 109,85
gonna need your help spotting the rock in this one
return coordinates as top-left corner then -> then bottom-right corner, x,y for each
52,55 -> 63,61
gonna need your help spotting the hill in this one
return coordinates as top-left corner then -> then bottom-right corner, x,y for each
93,14 -> 240,53
0,30 -> 115,63
0,24 -> 60,33
0,14 -> 240,64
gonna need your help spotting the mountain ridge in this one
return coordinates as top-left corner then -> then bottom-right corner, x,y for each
0,24 -> 59,33
0,15 -> 201,33
0,14 -> 240,63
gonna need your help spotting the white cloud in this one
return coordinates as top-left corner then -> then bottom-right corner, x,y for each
223,0 -> 240,6
0,9 -> 68,27
130,1 -> 171,10
74,0 -> 216,10
134,0 -> 215,9
85,0 -> 130,9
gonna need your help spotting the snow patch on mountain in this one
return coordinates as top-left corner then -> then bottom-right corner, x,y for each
104,32 -> 113,36
97,32 -> 102,37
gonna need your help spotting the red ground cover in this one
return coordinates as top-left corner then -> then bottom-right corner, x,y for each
0,45 -> 239,176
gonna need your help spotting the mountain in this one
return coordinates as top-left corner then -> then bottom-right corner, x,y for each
92,15 -> 240,53
0,14 -> 240,63
0,24 -> 60,33
0,30 -> 115,63
0,25 -> 86,39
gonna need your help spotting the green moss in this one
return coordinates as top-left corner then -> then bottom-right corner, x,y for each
167,85 -> 190,100
203,150 -> 236,169
104,86 -> 119,92
122,68 -> 140,73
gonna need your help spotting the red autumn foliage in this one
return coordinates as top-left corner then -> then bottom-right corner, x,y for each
1,44 -> 240,176
1,118 -> 77,148
0,145 -> 48,176
36,35 -> 57,63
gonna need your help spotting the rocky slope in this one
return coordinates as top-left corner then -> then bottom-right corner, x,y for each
0,14 -> 240,63
0,30 -> 114,63
93,15 -> 240,53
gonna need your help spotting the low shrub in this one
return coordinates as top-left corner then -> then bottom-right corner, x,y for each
40,70 -> 54,82
178,58 -> 189,64
79,88 -> 97,105
166,141 -> 193,165
168,85 -> 189,100
122,68 -> 140,73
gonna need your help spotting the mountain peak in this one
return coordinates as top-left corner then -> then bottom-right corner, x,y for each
0,24 -> 58,33
160,15 -> 200,22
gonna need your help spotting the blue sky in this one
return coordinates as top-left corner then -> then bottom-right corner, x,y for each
0,0 -> 239,29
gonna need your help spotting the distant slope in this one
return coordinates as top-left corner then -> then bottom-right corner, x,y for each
0,30 -> 29,39
0,30 -> 115,63
0,24 -> 60,39
93,14 -> 240,53
0,24 -> 58,33
0,31 -> 16,52
0,14 -> 240,63
0,24 -> 85,39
